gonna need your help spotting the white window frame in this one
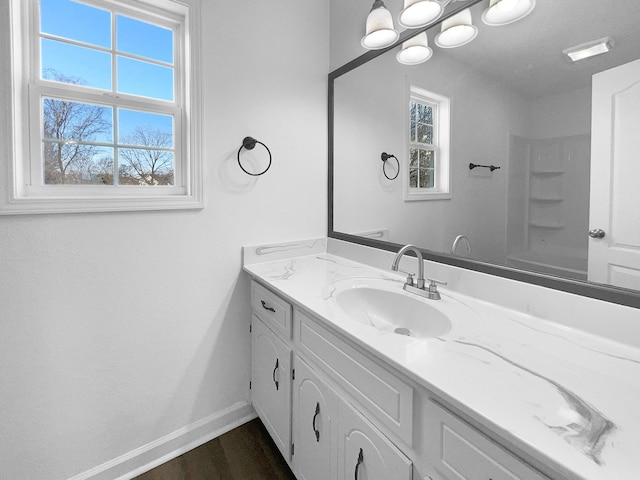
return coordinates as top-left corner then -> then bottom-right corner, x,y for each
2,0 -> 203,214
403,85 -> 451,202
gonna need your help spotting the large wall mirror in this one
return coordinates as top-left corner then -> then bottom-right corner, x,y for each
329,0 -> 640,308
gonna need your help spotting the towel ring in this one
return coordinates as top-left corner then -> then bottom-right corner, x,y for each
238,136 -> 272,176
381,152 -> 399,180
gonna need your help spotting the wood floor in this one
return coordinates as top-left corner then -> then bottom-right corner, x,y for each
134,419 -> 296,480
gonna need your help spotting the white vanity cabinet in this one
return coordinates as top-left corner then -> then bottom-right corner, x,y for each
251,315 -> 292,461
250,279 -> 413,479
249,279 -> 550,480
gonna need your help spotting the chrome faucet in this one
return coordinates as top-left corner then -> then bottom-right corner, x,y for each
391,244 -> 447,300
451,235 -> 472,256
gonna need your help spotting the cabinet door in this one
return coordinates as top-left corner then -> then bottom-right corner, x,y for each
293,357 -> 338,480
337,399 -> 412,480
426,401 -> 548,480
251,315 -> 292,461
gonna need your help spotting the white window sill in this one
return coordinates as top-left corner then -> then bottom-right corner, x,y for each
404,190 -> 452,202
0,193 -> 204,215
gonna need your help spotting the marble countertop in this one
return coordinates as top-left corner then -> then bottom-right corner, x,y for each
243,251 -> 640,480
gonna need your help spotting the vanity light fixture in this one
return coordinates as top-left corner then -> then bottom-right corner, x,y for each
362,0 -> 400,50
434,8 -> 478,48
398,0 -> 443,29
563,37 -> 614,62
481,0 -> 535,26
397,32 -> 433,64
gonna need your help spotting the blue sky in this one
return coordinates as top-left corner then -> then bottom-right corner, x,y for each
40,0 -> 174,142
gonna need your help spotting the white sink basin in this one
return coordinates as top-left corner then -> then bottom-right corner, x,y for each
335,287 -> 452,338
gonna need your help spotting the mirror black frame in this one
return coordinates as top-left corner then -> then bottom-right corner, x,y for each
327,0 -> 640,309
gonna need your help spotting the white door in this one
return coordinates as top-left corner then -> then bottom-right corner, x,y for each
292,357 -> 338,480
251,316 -> 292,461
588,58 -> 640,289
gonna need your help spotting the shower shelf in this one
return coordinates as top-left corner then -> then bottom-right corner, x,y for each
530,170 -> 565,175
529,196 -> 563,203
529,221 -> 564,229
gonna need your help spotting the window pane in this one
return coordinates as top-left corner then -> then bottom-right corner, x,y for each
410,148 -> 419,167
118,110 -> 173,148
419,169 -> 434,189
40,0 -> 111,48
418,104 -> 433,124
117,56 -> 174,101
44,143 -> 114,185
410,101 -> 417,122
420,150 -> 434,168
117,15 -> 173,64
42,39 -> 112,90
409,168 -> 418,188
119,149 -> 174,186
417,104 -> 426,124
417,124 -> 433,144
410,121 -> 417,143
43,98 -> 113,143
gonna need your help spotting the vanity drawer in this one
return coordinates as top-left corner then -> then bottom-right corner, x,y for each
251,281 -> 292,338
295,308 -> 413,446
427,401 -> 548,480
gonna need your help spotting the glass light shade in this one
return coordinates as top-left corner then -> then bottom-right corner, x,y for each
434,8 -> 478,48
481,0 -> 536,26
362,0 -> 399,50
398,0 -> 443,29
397,33 -> 433,65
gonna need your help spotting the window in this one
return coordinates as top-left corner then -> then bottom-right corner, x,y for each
2,0 -> 202,214
404,86 -> 451,201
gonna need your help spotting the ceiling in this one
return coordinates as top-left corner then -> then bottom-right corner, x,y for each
424,0 -> 640,98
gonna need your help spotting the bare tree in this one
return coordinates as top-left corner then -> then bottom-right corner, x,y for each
119,127 -> 174,186
42,70 -> 112,184
41,69 -> 173,186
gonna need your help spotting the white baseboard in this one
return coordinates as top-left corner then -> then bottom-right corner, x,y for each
68,401 -> 257,480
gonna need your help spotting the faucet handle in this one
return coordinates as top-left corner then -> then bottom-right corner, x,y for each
426,278 -> 447,300
399,271 -> 414,286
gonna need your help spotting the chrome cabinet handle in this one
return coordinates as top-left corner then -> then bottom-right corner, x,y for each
261,300 -> 276,313
272,358 -> 279,390
354,448 -> 363,480
312,402 -> 320,442
589,228 -> 606,239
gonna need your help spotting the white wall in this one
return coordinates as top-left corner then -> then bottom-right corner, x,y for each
329,0 -> 371,70
530,87 -> 591,139
0,1 -> 329,479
